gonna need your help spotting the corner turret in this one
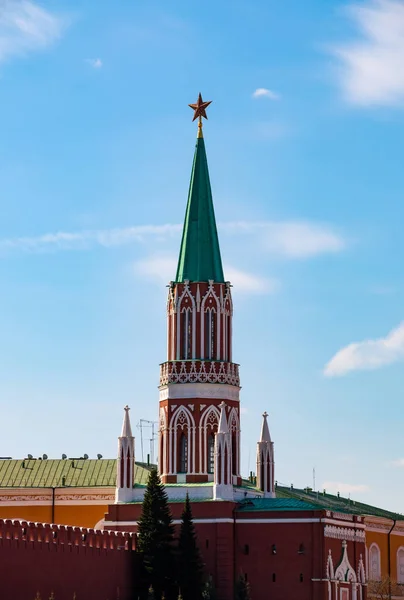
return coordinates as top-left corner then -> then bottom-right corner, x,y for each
115,406 -> 135,503
256,412 -> 275,498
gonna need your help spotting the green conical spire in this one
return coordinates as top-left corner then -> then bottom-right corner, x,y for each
175,130 -> 224,283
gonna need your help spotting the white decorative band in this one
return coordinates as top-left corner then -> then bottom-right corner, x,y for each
324,524 -> 366,542
159,383 -> 240,401
160,360 -> 240,387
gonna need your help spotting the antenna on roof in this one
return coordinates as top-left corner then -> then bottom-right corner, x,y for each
313,467 -> 316,492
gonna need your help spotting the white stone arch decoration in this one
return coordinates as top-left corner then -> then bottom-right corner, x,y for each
170,406 -> 196,475
326,549 -> 335,579
228,407 -> 240,477
335,541 -> 357,600
159,407 -> 168,475
176,282 -> 196,359
397,546 -> 404,584
199,405 -> 220,474
201,283 -> 221,359
368,542 -> 381,581
357,555 -> 365,600
326,550 -> 334,600
221,286 -> 232,362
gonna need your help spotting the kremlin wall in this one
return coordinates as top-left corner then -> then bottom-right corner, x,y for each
1,100 -> 404,599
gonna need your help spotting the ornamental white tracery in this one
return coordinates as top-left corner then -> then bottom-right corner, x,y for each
324,525 -> 366,542
159,361 -> 240,387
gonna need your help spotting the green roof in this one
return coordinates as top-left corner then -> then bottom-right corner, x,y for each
237,498 -> 323,512
275,485 -> 404,521
175,135 -> 224,283
0,459 -> 152,488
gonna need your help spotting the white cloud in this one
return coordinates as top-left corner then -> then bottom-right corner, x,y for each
86,58 -> 102,69
252,88 -> 280,100
222,221 -> 345,258
391,458 -> 404,467
324,322 -> 404,377
0,220 -> 346,259
0,0 -> 63,63
332,0 -> 404,107
322,481 -> 370,494
135,255 -> 176,284
135,255 -> 279,295
225,266 -> 279,295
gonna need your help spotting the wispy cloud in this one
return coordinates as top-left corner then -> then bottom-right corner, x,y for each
391,458 -> 404,467
222,221 -> 345,258
0,0 -> 64,63
322,481 -> 370,494
86,58 -> 102,69
332,0 -> 404,107
135,255 -> 279,295
252,88 -> 280,100
225,266 -> 280,294
324,322 -> 404,377
0,220 -> 346,259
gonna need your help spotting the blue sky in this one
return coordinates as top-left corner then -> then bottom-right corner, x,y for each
1,0 -> 404,511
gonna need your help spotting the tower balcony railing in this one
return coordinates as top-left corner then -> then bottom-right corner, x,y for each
159,360 -> 240,387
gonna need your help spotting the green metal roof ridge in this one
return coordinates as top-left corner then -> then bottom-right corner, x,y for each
175,136 -> 225,283
276,485 -> 404,521
236,498 -> 324,512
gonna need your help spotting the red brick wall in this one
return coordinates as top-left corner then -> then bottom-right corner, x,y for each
0,519 -> 139,600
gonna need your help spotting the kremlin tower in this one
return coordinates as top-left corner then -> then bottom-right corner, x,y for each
115,94 -> 274,502
158,94 -> 241,489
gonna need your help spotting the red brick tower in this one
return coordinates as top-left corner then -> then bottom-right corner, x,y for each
158,97 -> 241,487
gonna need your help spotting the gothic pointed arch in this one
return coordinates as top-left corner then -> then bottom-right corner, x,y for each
171,406 -> 195,476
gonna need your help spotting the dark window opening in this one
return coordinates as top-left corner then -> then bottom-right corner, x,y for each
272,573 -> 276,583
182,310 -> 192,359
298,543 -> 305,554
205,539 -> 209,549
271,544 -> 277,555
179,434 -> 188,473
300,573 -> 304,583
244,544 -> 249,555
205,309 -> 216,359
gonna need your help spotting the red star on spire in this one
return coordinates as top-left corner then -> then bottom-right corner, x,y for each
189,93 -> 212,122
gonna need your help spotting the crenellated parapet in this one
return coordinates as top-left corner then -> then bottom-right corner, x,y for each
0,518 -> 136,551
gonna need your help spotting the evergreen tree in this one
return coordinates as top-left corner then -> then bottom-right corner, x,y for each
138,469 -> 176,600
234,575 -> 251,600
177,494 -> 204,600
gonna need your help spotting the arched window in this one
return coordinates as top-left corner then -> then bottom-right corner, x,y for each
205,308 -> 216,359
397,547 -> 404,584
181,309 -> 192,359
369,543 -> 381,581
179,434 -> 188,473
208,434 -> 215,473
